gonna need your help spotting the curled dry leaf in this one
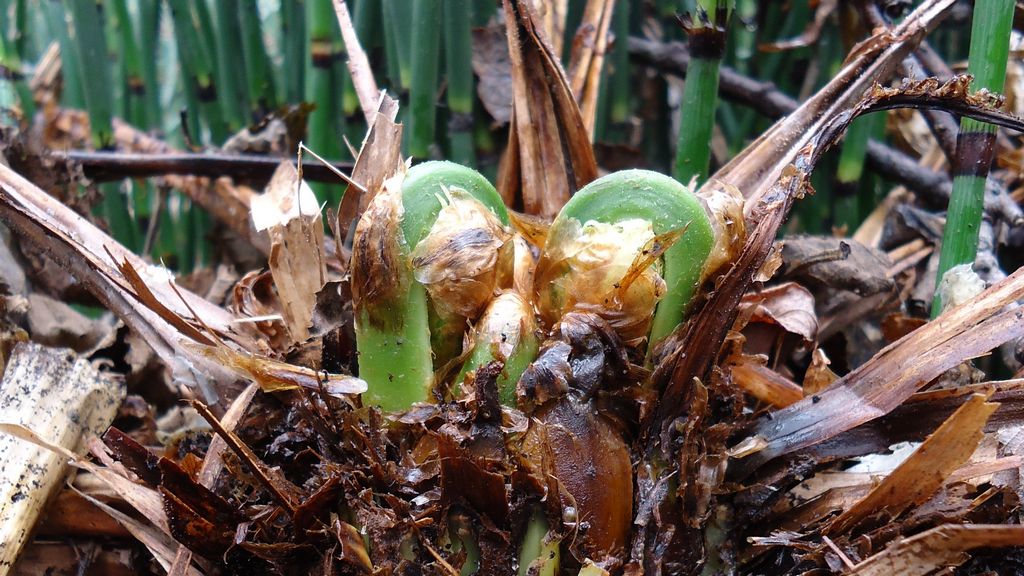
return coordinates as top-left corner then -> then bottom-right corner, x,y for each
738,282 -> 818,344
250,161 -> 326,344
498,0 -> 598,217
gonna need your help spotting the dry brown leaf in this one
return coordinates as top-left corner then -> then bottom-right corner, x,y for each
499,0 -> 598,217
738,282 -> 818,343
803,347 -> 838,395
850,524 -> 1024,575
251,161 -> 326,344
335,104 -> 404,250
826,393 -> 998,535
73,488 -> 202,576
566,0 -> 616,136
730,265 -> 1024,477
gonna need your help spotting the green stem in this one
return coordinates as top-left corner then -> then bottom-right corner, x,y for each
281,0 -> 307,104
354,162 -> 509,411
409,0 -> 442,158
673,0 -> 731,184
213,0 -> 249,131
517,508 -> 559,576
444,0 -> 476,165
109,0 -> 145,127
238,0 -> 278,118
306,0 -> 344,204
166,0 -> 229,144
384,0 -> 413,90
137,0 -> 162,130
65,0 -> 115,149
932,0 -> 1014,316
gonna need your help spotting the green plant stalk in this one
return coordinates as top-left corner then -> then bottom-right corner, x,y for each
110,0 -> 145,127
381,0 -> 403,90
673,0 -> 731,184
457,293 -> 539,405
45,1 -> 82,108
137,0 -> 162,129
542,170 -> 715,349
238,0 -> 278,118
12,0 -> 27,57
192,0 -> 218,71
608,0 -> 631,127
281,0 -> 306,104
0,22 -> 34,120
384,0 -> 413,89
306,0 -> 344,204
66,0 -> 115,149
835,112 -> 883,231
932,0 -> 1014,317
517,508 -> 558,576
355,162 -> 509,411
213,0 -> 249,131
66,0 -> 140,252
167,0 -> 229,144
409,0 -> 442,158
444,0 -> 476,165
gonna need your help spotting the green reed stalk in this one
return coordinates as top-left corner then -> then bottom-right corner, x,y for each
281,0 -> 307,104
932,0 -> 1014,316
213,0 -> 248,131
674,0 -> 731,184
0,17 -> 34,120
306,0 -> 345,204
384,0 -> 413,90
444,0 -> 476,165
607,0 -> 631,129
137,0 -> 162,129
167,0 -> 229,144
238,0 -> 278,119
110,0 -> 146,127
835,112 -> 884,231
66,0 -> 140,252
409,0 -> 441,158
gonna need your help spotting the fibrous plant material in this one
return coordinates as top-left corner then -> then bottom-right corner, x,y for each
0,343 -> 124,576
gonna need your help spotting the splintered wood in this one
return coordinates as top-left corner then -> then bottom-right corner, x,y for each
0,343 -> 123,576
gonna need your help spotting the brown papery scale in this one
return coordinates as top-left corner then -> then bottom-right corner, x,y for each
411,186 -> 513,319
